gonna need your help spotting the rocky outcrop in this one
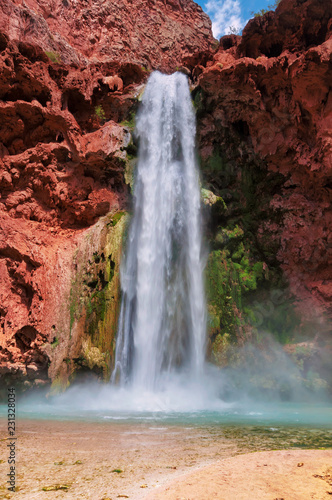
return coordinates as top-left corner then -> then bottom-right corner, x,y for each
0,0 -> 214,70
0,9 -> 126,393
0,38 -> 141,394
49,211 -> 127,392
194,0 -> 331,395
0,208 -> 127,395
238,0 -> 332,59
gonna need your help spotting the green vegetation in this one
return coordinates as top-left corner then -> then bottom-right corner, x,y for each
120,112 -> 136,130
197,110 -> 331,395
45,50 -> 61,64
75,339 -> 108,376
51,337 -> 59,348
206,224 -> 265,346
251,0 -> 281,17
67,212 -> 128,383
201,131 -> 306,371
246,296 -> 301,345
94,105 -> 106,123
201,188 -> 226,212
108,211 -> 125,227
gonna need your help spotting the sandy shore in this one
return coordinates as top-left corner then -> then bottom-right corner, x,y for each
0,418 -> 331,499
0,418 -> 240,500
145,449 -> 332,500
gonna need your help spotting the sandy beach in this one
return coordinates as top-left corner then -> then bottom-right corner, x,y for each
1,418 -> 332,499
146,449 -> 332,500
0,418 -> 240,500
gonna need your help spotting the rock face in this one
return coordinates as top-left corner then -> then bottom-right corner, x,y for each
238,0 -> 332,59
0,0 -> 213,394
0,0 -> 214,69
0,32 -> 141,391
196,0 -> 332,394
197,0 -> 332,327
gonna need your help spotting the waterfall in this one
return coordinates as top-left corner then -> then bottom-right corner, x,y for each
112,71 -> 206,391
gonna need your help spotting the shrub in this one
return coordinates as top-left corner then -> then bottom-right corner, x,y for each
251,0 -> 281,17
94,105 -> 106,123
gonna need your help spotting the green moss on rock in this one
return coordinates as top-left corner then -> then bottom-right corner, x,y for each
205,222 -> 267,366
67,211 -> 128,382
120,112 -> 136,130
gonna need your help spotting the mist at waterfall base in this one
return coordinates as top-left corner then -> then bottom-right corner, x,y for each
8,72 -> 332,428
15,336 -> 332,426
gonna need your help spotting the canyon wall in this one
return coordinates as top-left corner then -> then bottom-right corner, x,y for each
0,0 -> 331,395
197,0 -> 332,392
0,0 -> 213,395
0,0 -> 213,69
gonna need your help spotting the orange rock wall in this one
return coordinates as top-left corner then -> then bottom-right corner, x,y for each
197,0 -> 332,321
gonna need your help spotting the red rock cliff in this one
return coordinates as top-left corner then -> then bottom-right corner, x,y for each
0,0 -> 213,69
197,0 -> 332,326
0,0 -> 213,392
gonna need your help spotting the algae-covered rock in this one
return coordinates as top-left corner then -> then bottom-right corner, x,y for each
49,211 -> 128,391
201,189 -> 227,221
205,223 -> 267,366
70,211 -> 128,378
211,333 -> 232,366
201,188 -> 219,206
79,339 -> 107,373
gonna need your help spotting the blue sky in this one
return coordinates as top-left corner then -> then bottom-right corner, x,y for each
195,0 -> 273,38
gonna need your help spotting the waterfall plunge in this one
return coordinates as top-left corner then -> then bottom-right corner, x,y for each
112,71 -> 206,392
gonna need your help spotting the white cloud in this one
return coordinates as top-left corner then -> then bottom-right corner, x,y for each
205,0 -> 246,38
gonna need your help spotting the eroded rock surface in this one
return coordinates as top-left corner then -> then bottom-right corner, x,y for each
0,8 -> 143,392
0,0 -> 214,69
198,0 -> 332,323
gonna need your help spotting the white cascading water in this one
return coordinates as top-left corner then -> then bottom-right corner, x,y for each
111,71 -> 206,393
